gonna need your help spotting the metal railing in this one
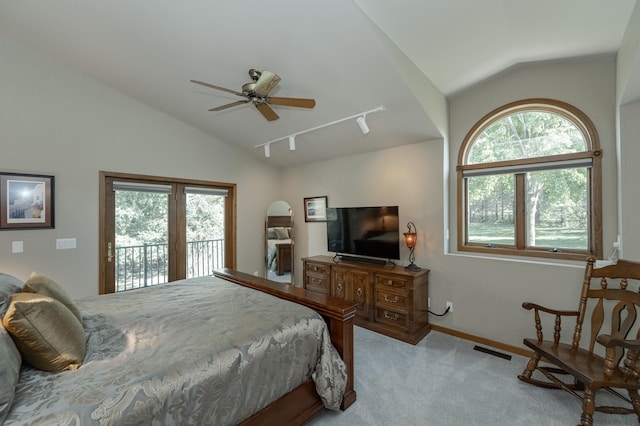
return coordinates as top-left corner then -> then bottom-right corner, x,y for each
115,239 -> 224,292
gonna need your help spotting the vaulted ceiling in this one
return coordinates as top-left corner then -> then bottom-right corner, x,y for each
0,1 -> 636,167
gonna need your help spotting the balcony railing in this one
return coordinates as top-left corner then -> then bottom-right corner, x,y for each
115,239 -> 224,292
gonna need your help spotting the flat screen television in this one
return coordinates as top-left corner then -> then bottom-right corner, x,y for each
326,206 -> 400,261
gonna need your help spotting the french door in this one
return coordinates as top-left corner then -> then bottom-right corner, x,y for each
99,171 -> 236,294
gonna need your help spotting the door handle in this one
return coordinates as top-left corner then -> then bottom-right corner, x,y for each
107,242 -> 113,262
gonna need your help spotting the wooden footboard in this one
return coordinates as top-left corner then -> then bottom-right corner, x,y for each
214,269 -> 357,423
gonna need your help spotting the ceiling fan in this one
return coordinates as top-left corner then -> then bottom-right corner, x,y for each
191,69 -> 316,121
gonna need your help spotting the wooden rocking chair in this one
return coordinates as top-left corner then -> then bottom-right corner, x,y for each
518,257 -> 640,425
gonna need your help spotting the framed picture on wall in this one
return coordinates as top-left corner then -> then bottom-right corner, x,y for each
0,172 -> 55,230
304,196 -> 328,222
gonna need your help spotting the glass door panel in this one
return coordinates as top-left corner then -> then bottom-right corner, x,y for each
185,190 -> 226,278
114,185 -> 169,291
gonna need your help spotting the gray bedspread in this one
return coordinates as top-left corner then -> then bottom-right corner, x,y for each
4,276 -> 347,425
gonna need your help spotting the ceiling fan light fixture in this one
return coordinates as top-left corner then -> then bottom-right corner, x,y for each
264,144 -> 271,158
356,116 -> 369,134
289,135 -> 296,151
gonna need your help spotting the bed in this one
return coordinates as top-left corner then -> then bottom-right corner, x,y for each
0,269 -> 356,425
266,215 -> 293,276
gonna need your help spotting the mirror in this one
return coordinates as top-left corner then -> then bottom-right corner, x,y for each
265,201 -> 294,283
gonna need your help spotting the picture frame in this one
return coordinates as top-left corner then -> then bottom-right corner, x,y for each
303,196 -> 328,222
0,172 -> 55,230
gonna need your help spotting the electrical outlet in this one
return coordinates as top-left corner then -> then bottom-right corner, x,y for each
446,301 -> 453,313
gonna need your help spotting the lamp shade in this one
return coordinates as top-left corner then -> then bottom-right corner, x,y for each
403,221 -> 421,272
403,231 -> 417,249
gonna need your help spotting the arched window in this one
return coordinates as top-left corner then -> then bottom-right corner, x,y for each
457,99 -> 602,260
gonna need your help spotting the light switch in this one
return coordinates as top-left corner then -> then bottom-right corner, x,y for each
56,238 -> 77,250
12,241 -> 24,253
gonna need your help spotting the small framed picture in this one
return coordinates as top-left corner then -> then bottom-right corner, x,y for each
0,172 -> 55,230
304,196 -> 328,222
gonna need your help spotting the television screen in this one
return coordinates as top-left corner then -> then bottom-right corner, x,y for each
326,206 -> 400,260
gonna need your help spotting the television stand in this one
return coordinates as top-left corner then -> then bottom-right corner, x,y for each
335,254 -> 393,267
303,255 -> 431,344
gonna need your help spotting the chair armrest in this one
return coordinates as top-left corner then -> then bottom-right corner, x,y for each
521,302 -> 579,317
522,302 -> 580,345
597,334 -> 640,351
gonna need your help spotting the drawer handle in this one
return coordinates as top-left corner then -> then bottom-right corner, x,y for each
384,295 -> 399,303
388,280 -> 393,285
356,287 -> 363,297
383,311 -> 399,321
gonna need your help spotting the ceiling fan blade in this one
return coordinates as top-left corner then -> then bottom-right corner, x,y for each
190,80 -> 245,97
254,71 -> 281,97
255,102 -> 279,121
267,96 -> 316,109
208,100 -> 250,112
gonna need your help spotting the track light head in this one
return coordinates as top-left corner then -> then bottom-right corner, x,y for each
264,144 -> 271,157
289,135 -> 296,151
356,116 -> 369,134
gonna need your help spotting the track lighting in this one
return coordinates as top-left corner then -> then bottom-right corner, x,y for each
356,116 -> 369,134
256,105 -> 385,157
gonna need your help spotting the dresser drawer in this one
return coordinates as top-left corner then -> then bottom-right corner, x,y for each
375,290 -> 408,309
376,274 -> 408,291
375,307 -> 408,330
305,275 -> 329,294
305,262 -> 329,276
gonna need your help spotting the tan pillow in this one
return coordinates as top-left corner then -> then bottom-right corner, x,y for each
2,293 -> 85,372
273,227 -> 289,240
23,273 -> 82,323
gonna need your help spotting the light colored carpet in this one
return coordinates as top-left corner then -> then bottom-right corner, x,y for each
308,327 -> 634,425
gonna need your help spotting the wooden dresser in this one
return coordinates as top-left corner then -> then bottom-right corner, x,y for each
303,255 -> 430,344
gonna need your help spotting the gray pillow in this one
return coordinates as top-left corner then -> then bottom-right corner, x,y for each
0,325 -> 21,423
0,273 -> 23,319
267,227 -> 277,239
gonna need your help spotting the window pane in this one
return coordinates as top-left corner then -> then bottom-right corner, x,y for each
186,193 -> 225,278
468,111 -> 587,164
525,168 -> 588,250
115,190 -> 169,292
467,175 -> 515,246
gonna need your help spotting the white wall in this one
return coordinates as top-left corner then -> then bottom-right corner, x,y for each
283,55 -> 620,350
619,100 -> 640,260
282,140 -> 444,282
0,36 -> 280,297
617,6 -> 640,260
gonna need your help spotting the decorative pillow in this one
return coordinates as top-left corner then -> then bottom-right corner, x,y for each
0,273 -> 23,319
23,272 -> 82,323
267,227 -> 277,239
274,227 -> 289,240
0,325 -> 21,423
3,293 -> 85,372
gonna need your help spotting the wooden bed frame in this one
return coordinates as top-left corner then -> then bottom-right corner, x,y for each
214,269 -> 357,425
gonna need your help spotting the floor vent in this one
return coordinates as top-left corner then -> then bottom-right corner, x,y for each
473,345 -> 512,361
